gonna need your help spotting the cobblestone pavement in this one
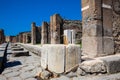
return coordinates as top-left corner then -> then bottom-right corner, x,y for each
0,46 -> 41,80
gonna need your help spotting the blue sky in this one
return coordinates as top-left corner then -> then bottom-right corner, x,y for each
0,0 -> 82,36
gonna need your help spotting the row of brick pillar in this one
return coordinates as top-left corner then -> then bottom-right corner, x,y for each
31,14 -> 64,45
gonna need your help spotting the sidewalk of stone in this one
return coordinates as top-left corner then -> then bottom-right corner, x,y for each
0,45 -> 42,80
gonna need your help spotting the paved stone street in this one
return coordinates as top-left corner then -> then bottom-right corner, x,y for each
0,44 -> 42,80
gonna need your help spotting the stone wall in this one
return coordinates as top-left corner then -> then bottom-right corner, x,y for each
0,29 -> 5,44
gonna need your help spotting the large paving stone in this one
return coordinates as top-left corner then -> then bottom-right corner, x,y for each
12,48 -> 24,51
51,76 -> 70,80
8,77 -> 21,80
72,72 -> 120,80
4,71 -> 20,78
20,71 -> 36,79
12,50 -> 29,57
25,78 -> 37,80
65,44 -> 81,72
0,75 -> 7,80
98,54 -> 120,74
21,65 -> 35,72
48,45 -> 66,73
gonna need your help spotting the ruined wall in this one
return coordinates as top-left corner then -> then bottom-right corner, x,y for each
112,0 -> 120,53
0,29 -> 5,44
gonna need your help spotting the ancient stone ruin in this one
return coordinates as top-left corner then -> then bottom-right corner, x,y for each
41,22 -> 50,44
50,14 -> 64,44
0,0 -> 120,80
31,22 -> 41,45
0,29 -> 5,44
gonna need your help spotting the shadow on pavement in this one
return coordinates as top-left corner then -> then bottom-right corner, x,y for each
5,61 -> 22,68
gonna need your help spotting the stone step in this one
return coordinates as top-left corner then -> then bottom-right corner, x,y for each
97,54 -> 120,74
11,48 -> 24,51
12,51 -> 29,57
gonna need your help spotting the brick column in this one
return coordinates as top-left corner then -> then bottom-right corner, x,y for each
41,22 -> 49,44
0,29 -> 5,44
31,22 -> 36,44
50,14 -> 63,44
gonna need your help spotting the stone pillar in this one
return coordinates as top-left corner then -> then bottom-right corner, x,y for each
41,22 -> 49,44
31,22 -> 36,44
26,33 -> 31,43
23,33 -> 26,43
36,27 -> 41,44
0,29 -> 5,44
16,35 -> 19,42
82,0 -> 114,58
19,33 -> 23,43
50,14 -> 63,44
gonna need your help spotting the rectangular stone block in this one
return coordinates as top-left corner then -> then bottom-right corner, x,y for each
41,44 -> 81,73
82,37 -> 103,58
48,45 -> 65,73
98,54 -> 120,74
65,44 -> 81,72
